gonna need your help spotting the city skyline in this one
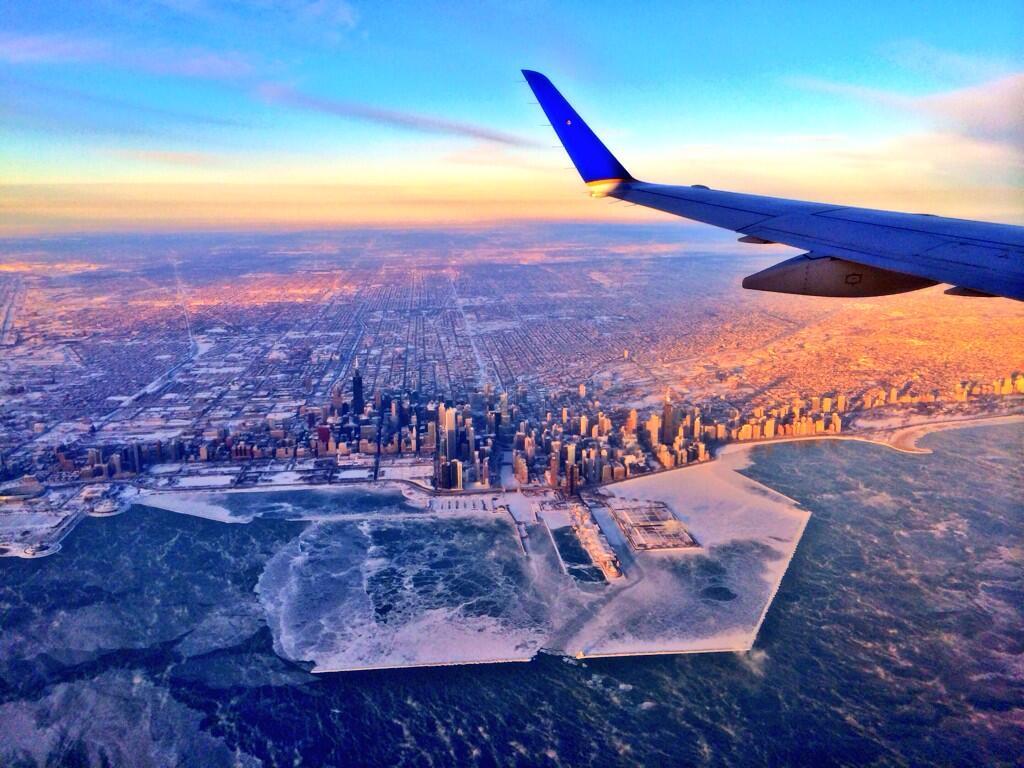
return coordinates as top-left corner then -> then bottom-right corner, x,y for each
3,224 -> 1021,513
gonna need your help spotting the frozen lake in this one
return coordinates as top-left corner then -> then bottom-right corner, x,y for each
128,452 -> 810,670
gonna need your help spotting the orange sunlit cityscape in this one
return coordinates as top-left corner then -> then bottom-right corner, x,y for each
2,228 -> 1021,548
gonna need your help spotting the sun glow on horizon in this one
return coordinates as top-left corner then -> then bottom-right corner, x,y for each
1,2 -> 1022,235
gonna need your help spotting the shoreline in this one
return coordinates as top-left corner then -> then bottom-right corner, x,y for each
713,411 -> 1024,463
881,413 -> 1024,453
4,412 -> 1019,562
313,656 -> 534,674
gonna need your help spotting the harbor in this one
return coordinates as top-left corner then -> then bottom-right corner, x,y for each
123,444 -> 811,671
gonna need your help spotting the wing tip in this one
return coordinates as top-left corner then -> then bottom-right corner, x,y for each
520,68 -> 632,184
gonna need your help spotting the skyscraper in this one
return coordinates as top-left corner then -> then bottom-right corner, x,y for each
661,396 -> 675,445
352,368 -> 364,415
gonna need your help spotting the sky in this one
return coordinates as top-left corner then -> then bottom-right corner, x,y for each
1,0 -> 1022,234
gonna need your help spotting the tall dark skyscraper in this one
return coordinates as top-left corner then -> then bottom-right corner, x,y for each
352,368 -> 364,416
661,396 -> 675,445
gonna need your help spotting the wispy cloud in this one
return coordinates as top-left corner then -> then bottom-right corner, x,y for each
104,148 -> 227,167
290,0 -> 359,29
0,32 -> 107,63
2,75 -> 243,128
791,72 -> 1024,147
257,83 -> 540,147
0,32 -> 253,81
883,40 -> 1015,83
631,129 -> 1023,223
141,49 -> 253,79
922,74 -> 1024,147
444,143 -> 553,171
144,0 -> 359,35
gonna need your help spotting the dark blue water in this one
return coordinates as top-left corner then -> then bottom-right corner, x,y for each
1,424 -> 1021,767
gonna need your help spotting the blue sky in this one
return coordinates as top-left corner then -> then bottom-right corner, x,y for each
2,1 -> 1022,232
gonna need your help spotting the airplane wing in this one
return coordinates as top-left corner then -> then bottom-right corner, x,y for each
522,69 -> 1024,301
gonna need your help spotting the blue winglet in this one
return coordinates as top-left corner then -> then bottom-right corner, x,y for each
522,70 -> 632,184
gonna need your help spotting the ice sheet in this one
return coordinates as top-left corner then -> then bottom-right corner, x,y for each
130,459 -> 810,669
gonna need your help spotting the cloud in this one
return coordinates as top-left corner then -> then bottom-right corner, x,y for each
0,32 -> 252,81
0,32 -> 107,63
147,0 -> 358,32
629,129 -> 1023,223
104,148 -> 227,167
3,77 -> 243,127
291,0 -> 359,29
922,75 -> 1024,147
138,49 -> 253,79
444,143 -> 552,171
791,73 -> 1024,147
257,83 -> 540,147
883,40 -> 1014,83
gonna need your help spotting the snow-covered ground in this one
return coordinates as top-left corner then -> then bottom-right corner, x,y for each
577,449 -> 810,656
610,446 -> 807,550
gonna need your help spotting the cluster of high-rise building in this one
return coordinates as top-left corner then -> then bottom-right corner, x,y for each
722,395 -> 846,442
859,386 -> 938,409
505,389 -> 848,489
4,235 -> 1021,494
41,365 -> 1024,493
856,373 -> 1024,409
66,441 -> 184,480
953,374 -> 1024,400
432,396 -> 503,490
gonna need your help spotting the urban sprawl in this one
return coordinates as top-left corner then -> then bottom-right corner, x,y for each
2,231 -> 1022,555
